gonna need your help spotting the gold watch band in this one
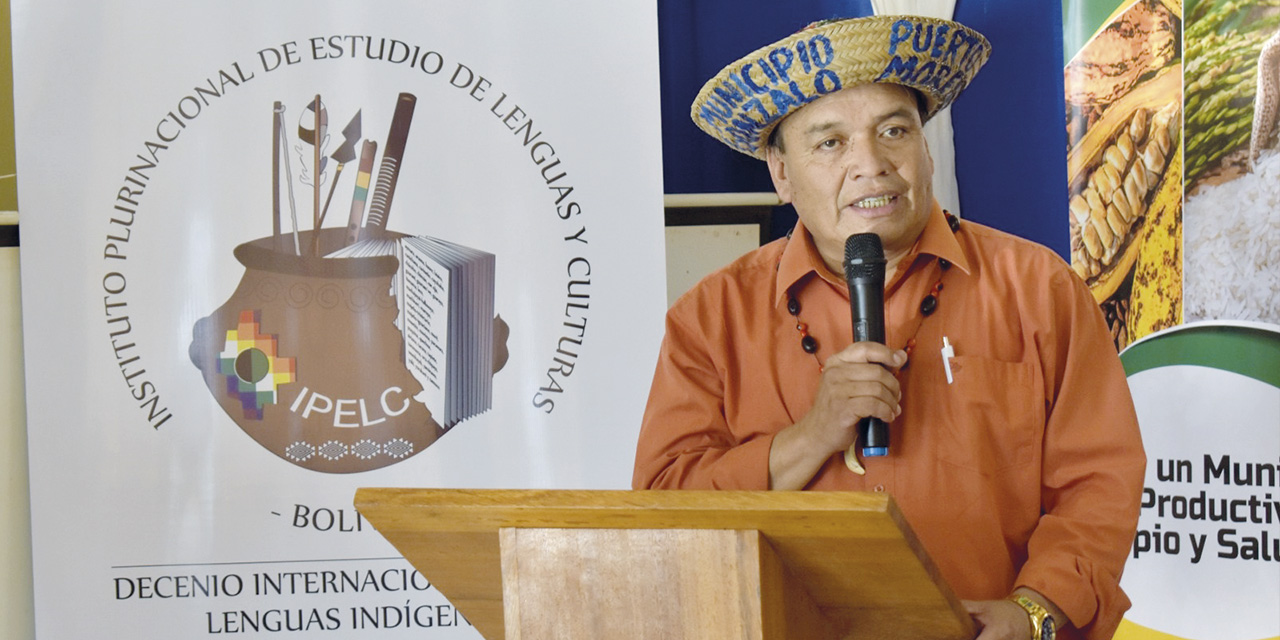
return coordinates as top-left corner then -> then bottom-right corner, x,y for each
1008,595 -> 1055,640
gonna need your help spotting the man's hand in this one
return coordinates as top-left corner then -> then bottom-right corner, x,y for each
964,599 -> 1031,640
965,589 -> 1067,640
768,342 -> 906,490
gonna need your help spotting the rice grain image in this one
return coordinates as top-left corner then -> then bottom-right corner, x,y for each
1184,150 -> 1280,324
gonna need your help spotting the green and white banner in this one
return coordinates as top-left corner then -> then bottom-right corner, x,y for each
1119,322 -> 1279,640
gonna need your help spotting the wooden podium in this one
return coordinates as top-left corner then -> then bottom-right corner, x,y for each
353,489 -> 973,640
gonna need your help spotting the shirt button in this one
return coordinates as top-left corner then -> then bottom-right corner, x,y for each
873,484 -> 885,492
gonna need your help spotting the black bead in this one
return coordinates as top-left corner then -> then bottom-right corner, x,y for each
787,297 -> 800,316
801,335 -> 818,353
939,258 -> 951,271
945,211 -> 961,232
920,294 -> 938,316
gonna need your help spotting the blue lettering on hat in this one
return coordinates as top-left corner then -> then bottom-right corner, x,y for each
912,24 -> 934,54
756,56 -> 780,83
796,39 -> 812,73
698,102 -> 731,127
876,55 -> 918,83
814,68 -> 842,94
713,82 -> 748,110
914,60 -> 937,85
722,117 -> 751,137
959,37 -> 986,70
701,92 -> 737,123
931,24 -> 950,58
713,91 -> 742,116
729,70 -> 755,98
929,64 -> 955,91
888,20 -> 913,55
723,123 -> 754,147
918,64 -> 953,95
768,47 -> 795,82
740,62 -> 771,94
726,118 -> 760,143
745,97 -> 776,125
937,69 -> 965,96
786,81 -> 819,106
769,87 -> 800,115
943,29 -> 969,65
708,93 -> 729,114
707,84 -> 745,122
809,35 -> 835,68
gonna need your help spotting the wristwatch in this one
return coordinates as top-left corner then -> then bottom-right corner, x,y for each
1008,595 -> 1056,640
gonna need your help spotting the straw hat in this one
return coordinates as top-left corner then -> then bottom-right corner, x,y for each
691,15 -> 991,159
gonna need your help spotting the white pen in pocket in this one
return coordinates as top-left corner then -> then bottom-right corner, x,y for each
941,336 -> 955,384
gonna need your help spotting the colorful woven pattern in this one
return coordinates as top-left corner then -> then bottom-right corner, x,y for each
691,15 -> 991,159
217,310 -> 297,419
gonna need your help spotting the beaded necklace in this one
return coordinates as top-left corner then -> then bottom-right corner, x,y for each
782,211 -> 960,474
784,210 -> 960,371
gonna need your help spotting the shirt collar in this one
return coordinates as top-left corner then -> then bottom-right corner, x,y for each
773,201 -> 972,308
911,201 -> 971,276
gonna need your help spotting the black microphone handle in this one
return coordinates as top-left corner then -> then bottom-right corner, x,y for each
847,274 -> 890,454
848,275 -> 885,343
861,418 -> 890,450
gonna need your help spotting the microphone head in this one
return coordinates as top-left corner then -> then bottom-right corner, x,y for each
844,233 -> 886,280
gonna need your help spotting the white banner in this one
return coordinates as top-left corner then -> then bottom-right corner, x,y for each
1118,322 -> 1280,640
14,2 -> 664,638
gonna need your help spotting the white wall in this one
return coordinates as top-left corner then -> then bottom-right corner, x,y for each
1,210 -> 34,640
663,192 -> 779,306
665,224 -> 760,306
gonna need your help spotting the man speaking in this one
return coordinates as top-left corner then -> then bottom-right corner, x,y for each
633,15 -> 1145,640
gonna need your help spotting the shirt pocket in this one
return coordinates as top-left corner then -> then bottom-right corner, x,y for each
932,354 -> 1044,473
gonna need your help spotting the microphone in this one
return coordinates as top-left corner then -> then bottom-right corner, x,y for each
843,233 -> 889,458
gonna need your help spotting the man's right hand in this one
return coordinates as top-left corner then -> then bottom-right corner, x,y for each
767,342 -> 907,490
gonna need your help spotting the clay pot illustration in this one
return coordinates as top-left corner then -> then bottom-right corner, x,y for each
190,228 -> 505,473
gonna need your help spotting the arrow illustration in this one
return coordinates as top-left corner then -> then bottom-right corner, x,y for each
317,110 -> 362,230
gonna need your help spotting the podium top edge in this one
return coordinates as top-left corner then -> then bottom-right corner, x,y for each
355,488 -> 892,509
353,488 -> 904,536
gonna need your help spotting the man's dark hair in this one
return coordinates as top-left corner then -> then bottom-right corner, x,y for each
766,86 -> 929,153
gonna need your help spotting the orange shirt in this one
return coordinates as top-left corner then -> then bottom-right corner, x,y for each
633,204 -> 1145,639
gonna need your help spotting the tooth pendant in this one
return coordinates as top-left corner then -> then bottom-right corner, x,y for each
844,448 -> 867,475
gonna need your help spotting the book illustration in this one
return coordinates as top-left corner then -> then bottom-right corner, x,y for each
397,236 -> 496,428
331,234 -> 497,428
188,92 -> 508,474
